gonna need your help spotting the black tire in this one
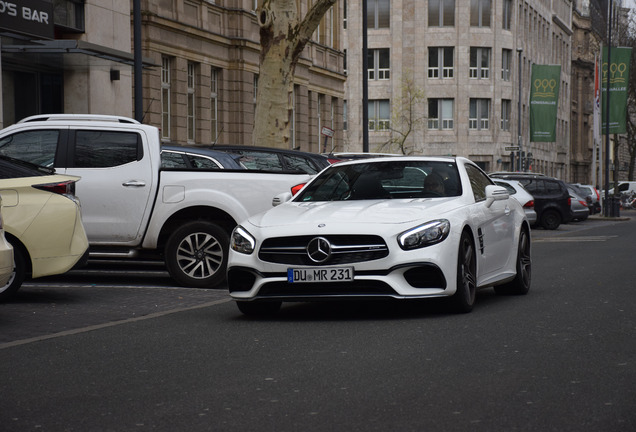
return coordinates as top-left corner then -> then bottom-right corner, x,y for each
494,228 -> 531,295
0,243 -> 26,301
451,231 -> 477,313
236,300 -> 282,316
164,221 -> 229,288
541,209 -> 561,230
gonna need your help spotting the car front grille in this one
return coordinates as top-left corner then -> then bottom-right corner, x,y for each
258,235 -> 389,266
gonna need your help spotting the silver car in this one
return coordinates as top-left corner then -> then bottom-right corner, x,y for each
567,185 -> 590,221
493,179 -> 537,225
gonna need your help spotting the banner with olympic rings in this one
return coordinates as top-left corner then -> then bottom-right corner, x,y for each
601,47 -> 631,135
529,65 -> 561,142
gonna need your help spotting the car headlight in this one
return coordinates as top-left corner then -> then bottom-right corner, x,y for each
231,226 -> 256,254
398,219 -> 450,250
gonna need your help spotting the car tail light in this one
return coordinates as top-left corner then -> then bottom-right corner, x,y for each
326,158 -> 342,164
579,200 -> 588,207
291,183 -> 306,196
568,197 -> 572,206
33,180 -> 77,198
594,188 -> 600,201
523,200 -> 534,209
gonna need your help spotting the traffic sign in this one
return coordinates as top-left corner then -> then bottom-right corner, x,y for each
504,146 -> 520,151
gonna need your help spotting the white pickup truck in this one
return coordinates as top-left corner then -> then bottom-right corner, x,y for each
0,115 -> 311,288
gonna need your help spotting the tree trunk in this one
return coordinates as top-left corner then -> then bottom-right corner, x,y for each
253,0 -> 336,149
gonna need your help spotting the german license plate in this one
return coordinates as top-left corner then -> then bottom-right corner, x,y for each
287,267 -> 354,283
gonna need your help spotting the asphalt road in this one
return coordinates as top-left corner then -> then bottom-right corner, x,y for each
1,211 -> 635,432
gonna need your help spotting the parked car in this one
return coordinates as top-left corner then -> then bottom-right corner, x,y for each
0,155 -> 89,300
161,145 -> 244,170
0,114 -> 311,288
211,145 -> 331,174
492,179 -> 537,225
608,181 -> 636,196
489,173 -> 572,230
0,197 -> 13,289
572,183 -> 601,215
228,156 -> 532,315
567,184 -> 590,221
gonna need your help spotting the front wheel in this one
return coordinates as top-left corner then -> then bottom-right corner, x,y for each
451,231 -> 476,313
494,229 -> 531,295
0,243 -> 26,301
541,209 -> 561,230
164,221 -> 229,288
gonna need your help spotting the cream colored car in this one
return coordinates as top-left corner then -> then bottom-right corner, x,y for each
0,196 -> 14,288
0,156 -> 89,300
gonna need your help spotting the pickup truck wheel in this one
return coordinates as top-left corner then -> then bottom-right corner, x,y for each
165,221 -> 229,288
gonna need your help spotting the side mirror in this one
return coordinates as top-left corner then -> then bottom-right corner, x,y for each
272,192 -> 292,207
485,185 -> 509,208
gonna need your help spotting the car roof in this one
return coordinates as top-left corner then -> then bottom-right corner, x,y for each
161,145 -> 244,169
212,144 -> 327,158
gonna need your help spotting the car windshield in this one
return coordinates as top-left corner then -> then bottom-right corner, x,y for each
295,160 -> 461,202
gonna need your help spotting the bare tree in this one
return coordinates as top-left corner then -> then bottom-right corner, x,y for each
377,71 -> 426,155
253,0 -> 336,149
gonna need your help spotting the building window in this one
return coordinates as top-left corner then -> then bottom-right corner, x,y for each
187,62 -> 196,143
210,68 -> 219,143
54,0 -> 85,32
501,99 -> 511,131
428,47 -> 454,79
502,0 -> 512,30
161,56 -> 171,140
428,0 -> 455,27
253,74 -> 258,111
428,99 -> 454,130
368,99 -> 390,131
344,49 -> 347,74
367,0 -> 390,29
290,86 -> 297,149
470,47 -> 491,79
502,49 -> 512,81
343,100 -> 348,131
469,98 -> 490,130
470,0 -> 491,27
368,49 -> 390,80
343,0 -> 347,29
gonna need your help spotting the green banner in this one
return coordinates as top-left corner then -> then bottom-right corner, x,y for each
601,47 -> 632,134
529,65 -> 561,142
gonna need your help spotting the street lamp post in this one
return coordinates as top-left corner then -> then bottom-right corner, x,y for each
517,47 -> 523,172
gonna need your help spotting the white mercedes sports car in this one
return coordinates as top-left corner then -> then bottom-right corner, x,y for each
228,157 -> 531,315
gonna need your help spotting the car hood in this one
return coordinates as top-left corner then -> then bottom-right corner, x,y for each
246,198 -> 461,228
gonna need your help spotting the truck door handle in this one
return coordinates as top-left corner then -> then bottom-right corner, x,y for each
122,180 -> 146,187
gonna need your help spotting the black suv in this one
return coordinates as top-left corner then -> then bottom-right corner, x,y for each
489,173 -> 572,230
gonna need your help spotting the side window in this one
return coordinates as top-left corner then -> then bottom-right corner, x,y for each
189,155 -> 222,169
282,154 -> 319,174
0,130 -> 59,167
73,131 -> 142,168
465,164 -> 492,202
545,180 -> 562,194
234,150 -> 283,171
161,151 -> 188,168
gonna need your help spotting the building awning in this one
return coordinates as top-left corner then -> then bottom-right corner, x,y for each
1,39 -> 157,71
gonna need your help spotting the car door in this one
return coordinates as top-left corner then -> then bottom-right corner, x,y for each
465,165 -> 514,277
61,128 -> 155,245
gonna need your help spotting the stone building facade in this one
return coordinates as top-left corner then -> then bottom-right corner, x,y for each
343,0 -> 573,177
0,1 -> 136,129
138,0 -> 346,153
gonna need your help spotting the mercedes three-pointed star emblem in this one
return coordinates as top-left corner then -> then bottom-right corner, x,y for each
306,236 -> 332,263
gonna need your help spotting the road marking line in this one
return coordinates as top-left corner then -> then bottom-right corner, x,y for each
0,297 -> 232,350
532,235 -> 617,243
